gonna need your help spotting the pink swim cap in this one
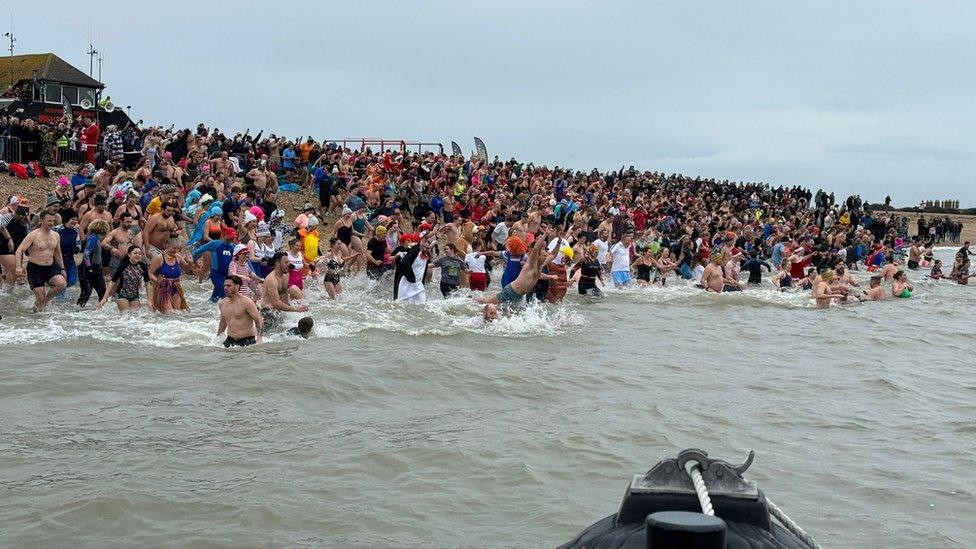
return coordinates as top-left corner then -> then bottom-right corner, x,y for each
249,206 -> 265,221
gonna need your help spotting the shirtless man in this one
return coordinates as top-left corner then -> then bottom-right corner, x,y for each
262,252 -> 310,329
700,253 -> 728,292
104,212 -> 144,274
246,161 -> 269,191
79,195 -> 113,240
907,238 -> 923,270
14,211 -> 66,312
217,274 -> 263,348
212,151 -> 235,181
143,202 -> 179,259
813,269 -> 846,309
879,255 -> 899,282
861,275 -> 885,301
92,163 -> 119,192
474,228 -> 553,320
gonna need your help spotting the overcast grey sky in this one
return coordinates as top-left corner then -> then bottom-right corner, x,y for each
8,1 -> 975,205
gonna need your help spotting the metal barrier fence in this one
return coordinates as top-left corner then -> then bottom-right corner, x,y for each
1,139 -> 107,168
0,136 -> 21,163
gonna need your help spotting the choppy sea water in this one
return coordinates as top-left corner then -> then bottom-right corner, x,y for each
1,248 -> 974,548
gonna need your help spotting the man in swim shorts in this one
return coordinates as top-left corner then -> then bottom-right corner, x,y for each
218,274 -> 263,347
15,211 -> 67,312
474,227 -> 553,319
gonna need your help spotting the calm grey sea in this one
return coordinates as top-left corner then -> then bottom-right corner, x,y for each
1,248 -> 974,548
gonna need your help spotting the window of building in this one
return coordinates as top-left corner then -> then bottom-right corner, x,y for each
62,86 -> 79,106
45,83 -> 61,104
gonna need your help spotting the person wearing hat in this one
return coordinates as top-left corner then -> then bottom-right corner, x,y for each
229,243 -> 262,300
0,200 -> 29,290
294,202 -> 317,231
253,221 -> 276,277
302,216 -> 322,267
191,227 -> 238,301
544,245 -> 573,302
392,232 -> 432,303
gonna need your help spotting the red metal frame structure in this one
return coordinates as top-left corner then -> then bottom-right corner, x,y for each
325,138 -> 443,155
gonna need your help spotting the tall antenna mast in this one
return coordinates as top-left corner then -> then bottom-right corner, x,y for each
97,52 -> 103,82
86,43 -> 97,77
3,13 -> 14,56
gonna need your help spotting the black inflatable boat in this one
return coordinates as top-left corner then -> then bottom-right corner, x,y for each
559,448 -> 821,549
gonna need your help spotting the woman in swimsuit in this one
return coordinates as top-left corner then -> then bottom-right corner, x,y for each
99,245 -> 150,311
350,208 -> 371,271
892,270 -> 914,298
333,208 -> 354,262
654,248 -> 677,286
319,237 -> 360,299
770,258 -> 794,291
229,244 -> 263,301
286,238 -> 306,291
633,248 -> 655,287
148,238 -> 193,314
569,244 -> 604,296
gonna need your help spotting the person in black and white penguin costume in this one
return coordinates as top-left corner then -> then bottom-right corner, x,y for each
392,232 -> 431,304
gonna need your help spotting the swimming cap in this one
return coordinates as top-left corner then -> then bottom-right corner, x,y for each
375,225 -> 388,236
223,227 -> 238,240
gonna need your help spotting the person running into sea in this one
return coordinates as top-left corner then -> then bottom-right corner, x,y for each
261,252 -> 310,331
769,258 -> 794,290
464,240 -> 501,292
55,212 -> 80,301
608,233 -> 635,288
99,245 -> 151,311
474,228 -> 554,320
191,227 -> 238,302
740,252 -> 771,285
319,238 -> 360,300
14,211 -> 68,312
545,246 -> 573,302
229,244 -> 263,301
218,274 -> 263,348
570,244 -> 605,296
432,243 -> 467,297
147,238 -> 193,313
77,219 -> 111,307
392,232 -> 431,304
500,236 -> 528,289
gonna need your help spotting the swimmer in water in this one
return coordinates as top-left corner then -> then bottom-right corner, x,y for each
861,275 -> 885,301
928,259 -> 944,280
891,270 -> 914,298
286,316 -> 314,338
813,269 -> 846,309
475,228 -> 553,320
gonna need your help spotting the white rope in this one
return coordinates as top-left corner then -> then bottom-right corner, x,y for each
767,497 -> 822,549
683,460 -> 714,516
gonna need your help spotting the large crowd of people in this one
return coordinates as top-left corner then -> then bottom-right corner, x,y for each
1,117 -> 973,345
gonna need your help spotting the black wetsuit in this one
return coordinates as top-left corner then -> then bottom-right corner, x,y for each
741,257 -> 771,284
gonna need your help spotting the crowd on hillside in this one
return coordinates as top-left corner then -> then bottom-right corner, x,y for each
1,117 -> 973,344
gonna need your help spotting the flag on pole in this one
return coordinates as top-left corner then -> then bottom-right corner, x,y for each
451,141 -> 462,157
61,94 -> 73,118
473,137 -> 488,163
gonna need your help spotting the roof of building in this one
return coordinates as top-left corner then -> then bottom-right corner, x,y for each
0,53 -> 104,90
